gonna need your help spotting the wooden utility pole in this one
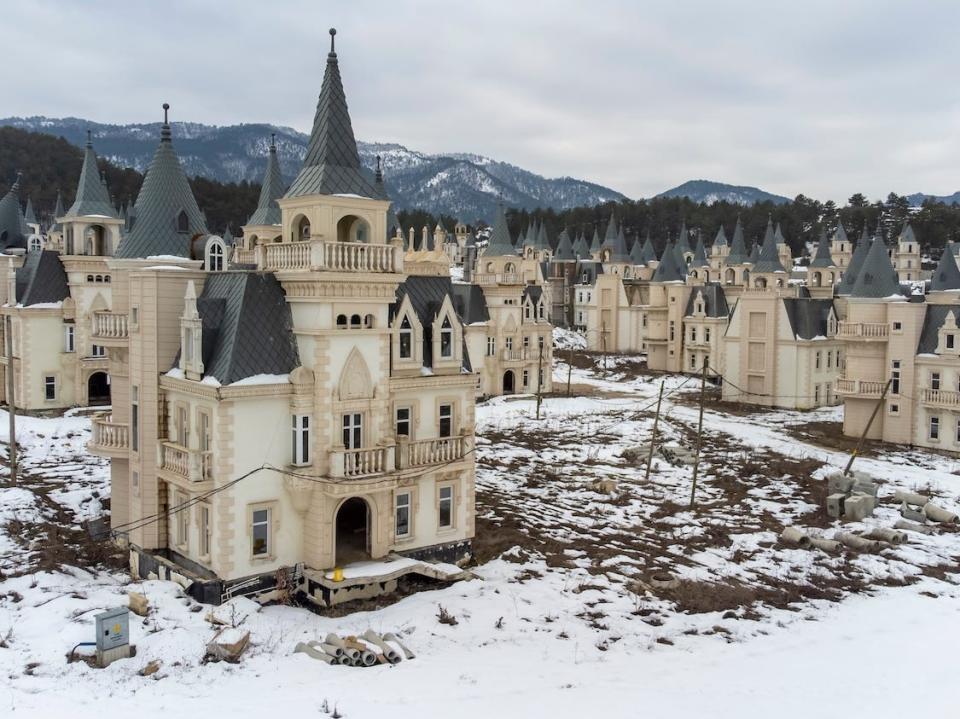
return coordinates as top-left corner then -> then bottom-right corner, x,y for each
843,378 -> 892,476
535,340 -> 544,420
566,344 -> 573,397
689,357 -> 708,510
644,381 -> 665,483
601,324 -> 608,373
5,315 -> 16,485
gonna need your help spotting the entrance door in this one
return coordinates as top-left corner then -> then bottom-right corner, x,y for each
335,497 -> 370,565
87,372 -> 111,406
503,370 -> 515,394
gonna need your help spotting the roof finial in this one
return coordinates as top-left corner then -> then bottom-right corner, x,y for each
162,102 -> 169,125
329,27 -> 337,55
270,132 -> 276,152
86,129 -> 92,148
160,103 -> 172,142
375,154 -> 383,183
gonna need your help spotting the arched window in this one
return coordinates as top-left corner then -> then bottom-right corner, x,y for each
399,316 -> 413,359
87,275 -> 94,282
95,275 -> 103,283
350,314 -> 361,328
104,275 -> 111,283
336,314 -> 347,328
176,210 -> 189,233
206,239 -> 225,272
505,262 -> 516,273
440,316 -> 453,358
29,236 -> 42,252
363,314 -> 374,328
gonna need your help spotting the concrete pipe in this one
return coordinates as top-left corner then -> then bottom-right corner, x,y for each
809,537 -> 841,553
324,633 -> 346,648
923,503 -> 958,524
894,519 -> 935,536
361,629 -> 401,664
320,642 -> 344,658
360,650 -> 377,667
337,655 -> 352,666
780,527 -> 812,548
836,532 -> 880,551
900,503 -> 927,523
383,632 -> 416,660
866,528 -> 907,545
894,490 -> 930,507
650,572 -> 679,590
293,642 -> 335,664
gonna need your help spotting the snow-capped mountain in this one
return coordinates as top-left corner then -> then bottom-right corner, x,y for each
656,179 -> 790,206
0,116 -> 625,222
905,192 -> 960,206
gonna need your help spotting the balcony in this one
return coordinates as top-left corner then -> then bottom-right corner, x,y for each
921,388 -> 960,408
834,378 -> 887,397
472,272 -> 522,285
400,436 -> 467,469
87,413 -> 129,457
232,247 -> 256,265
329,446 -> 395,480
159,441 -> 212,483
501,348 -> 529,361
91,311 -> 129,343
260,239 -> 402,274
837,322 -> 889,340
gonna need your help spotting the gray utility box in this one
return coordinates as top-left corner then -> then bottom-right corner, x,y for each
95,607 -> 131,667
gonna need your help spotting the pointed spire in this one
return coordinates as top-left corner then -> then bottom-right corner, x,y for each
374,153 -> 383,184
831,223 -> 848,246
899,222 -> 917,245
690,233 -> 709,268
774,222 -> 786,245
115,105 -> 209,258
726,217 -> 748,265
601,213 -> 618,249
23,197 -> 36,225
751,217 -> 787,273
223,225 -> 235,246
286,29 -> 386,201
713,225 -> 728,247
629,234 -> 645,264
637,232 -> 657,264
837,230 -> 873,295
850,237 -> 902,299
747,241 -> 761,264
554,228 -> 575,260
608,223 -> 630,262
809,228 -> 836,268
589,226 -> 602,253
247,136 -> 287,227
651,239 -> 684,282
675,221 -> 691,254
483,204 -> 518,256
536,221 -> 550,251
0,173 -> 28,250
65,135 -> 117,219
574,233 -> 591,259
930,244 -> 960,291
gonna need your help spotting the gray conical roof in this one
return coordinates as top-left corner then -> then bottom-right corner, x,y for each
809,228 -> 836,268
0,174 -> 28,250
629,235 -> 645,264
116,107 -> 209,258
690,234 -> 709,268
23,197 -> 36,225
65,135 -> 117,219
574,233 -> 591,259
836,229 -> 873,295
223,226 -> 235,246
589,227 -> 602,252
246,137 -> 286,226
713,225 -> 727,247
676,222 -> 692,254
637,233 -> 657,264
285,30 -> 387,201
726,217 -> 748,264
609,223 -> 630,262
899,222 -> 917,245
484,204 -> 517,256
774,222 -> 786,245
601,214 -> 618,251
523,220 -> 538,248
536,221 -> 550,251
554,229 -> 575,260
850,236 -> 902,299
52,190 -> 65,232
747,241 -> 760,264
751,218 -> 787,273
832,223 -> 848,245
651,240 -> 684,282
930,243 -> 960,291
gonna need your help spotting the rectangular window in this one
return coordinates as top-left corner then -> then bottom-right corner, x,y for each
930,416 -> 940,440
690,327 -> 697,342
890,403 -> 900,415
523,336 -> 530,351
64,324 -> 75,352
252,508 -> 270,556
44,375 -> 56,401
396,407 -> 411,437
932,372 -> 941,391
641,314 -> 647,328
506,336 -> 513,351
199,504 -> 211,557
690,354 -> 697,369
395,492 -> 411,538
399,317 -> 413,359
438,486 -> 453,529
177,406 -> 189,447
522,369 -> 529,387
669,321 -> 675,341
956,417 -> 960,444
132,470 -> 140,496
439,404 -> 453,438
440,317 -> 454,358
826,350 -> 832,369
538,335 -> 544,351
814,384 -> 820,404
131,306 -> 139,326
176,493 -> 189,548
486,336 -> 496,356
342,413 -> 362,449
131,386 -> 139,452
91,344 -> 106,357
893,321 -> 903,331
949,334 -> 956,350
198,411 -> 211,452
705,328 -> 711,342
292,415 -> 310,465
815,351 -> 821,370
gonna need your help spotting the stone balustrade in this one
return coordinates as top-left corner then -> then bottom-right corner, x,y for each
922,388 -> 960,407
160,442 -> 212,482
330,446 -> 394,479
260,239 -> 401,274
837,321 -> 889,339
89,413 -> 129,453
92,311 -> 128,340
834,378 -> 886,397
401,436 -> 466,469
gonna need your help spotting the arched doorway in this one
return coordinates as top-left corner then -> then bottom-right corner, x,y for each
335,497 -> 370,565
88,372 -> 110,406
503,370 -> 515,394
336,214 -> 370,243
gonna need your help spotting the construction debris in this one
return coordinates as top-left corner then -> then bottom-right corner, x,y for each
894,489 -> 930,507
836,533 -> 880,552
128,592 -> 149,617
922,502 -> 958,524
295,631 -> 412,667
824,470 -> 879,520
894,519 -> 935,535
865,528 -> 907,545
205,628 -> 250,663
779,527 -> 811,548
900,502 -> 927,522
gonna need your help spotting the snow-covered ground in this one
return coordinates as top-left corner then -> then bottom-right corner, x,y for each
2,350 -> 960,718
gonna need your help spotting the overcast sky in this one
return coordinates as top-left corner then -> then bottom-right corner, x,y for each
6,0 -> 960,202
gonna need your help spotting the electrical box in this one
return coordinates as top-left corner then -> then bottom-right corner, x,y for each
95,607 -> 131,667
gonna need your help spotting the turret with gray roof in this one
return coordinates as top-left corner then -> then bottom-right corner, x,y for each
929,244 -> 960,292
573,232 -> 591,259
774,222 -> 786,246
809,228 -> 836,268
832,223 -> 848,246
284,30 -> 388,202
898,222 -> 917,246
751,218 -> 787,274
607,223 -> 630,262
65,132 -> 118,219
725,217 -> 748,265
689,233 -> 709,268
675,222 -> 692,256
836,226 -> 874,295
23,197 -> 37,226
483,204 -> 518,256
51,190 -> 65,232
637,232 -> 657,264
651,240 -> 685,282
246,135 -> 286,226
713,225 -> 728,248
589,227 -> 602,254
115,105 -> 209,259
600,214 -> 618,254
553,229 -> 575,261
0,173 -> 28,250
849,236 -> 902,299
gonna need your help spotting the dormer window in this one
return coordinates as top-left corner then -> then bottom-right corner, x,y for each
176,210 -> 189,233
399,316 -> 413,359
205,238 -> 225,272
948,334 -> 956,350
440,316 -> 453,358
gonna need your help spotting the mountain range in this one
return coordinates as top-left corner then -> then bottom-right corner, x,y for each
0,116 -> 626,222
656,179 -> 791,205
905,192 -> 960,206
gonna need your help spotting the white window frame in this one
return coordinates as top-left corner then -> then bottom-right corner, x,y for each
439,315 -> 454,359
396,406 -> 411,438
251,507 -> 271,557
292,414 -> 310,465
64,324 -> 75,353
398,315 -> 413,359
395,492 -> 411,539
199,503 -> 211,557
930,416 -> 941,441
439,403 -> 453,438
438,485 -> 454,529
176,492 -> 190,549
91,344 -> 106,358
43,375 -> 56,401
343,412 -> 362,449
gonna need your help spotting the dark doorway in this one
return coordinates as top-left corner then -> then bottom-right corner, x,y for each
502,370 -> 515,394
88,372 -> 110,406
335,497 -> 370,566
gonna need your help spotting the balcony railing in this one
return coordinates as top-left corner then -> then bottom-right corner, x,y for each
88,413 -> 128,454
834,378 -> 886,397
922,388 -> 960,407
400,436 -> 466,469
160,441 -> 212,483
232,247 -> 256,265
260,239 -> 402,274
502,348 -> 528,361
92,311 -> 128,340
329,446 -> 394,479
472,272 -> 522,285
837,321 -> 889,340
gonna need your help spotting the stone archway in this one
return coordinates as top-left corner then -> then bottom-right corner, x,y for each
87,371 -> 110,406
503,370 -> 515,394
335,497 -> 370,566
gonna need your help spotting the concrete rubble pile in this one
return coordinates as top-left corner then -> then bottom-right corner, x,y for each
294,630 -> 415,667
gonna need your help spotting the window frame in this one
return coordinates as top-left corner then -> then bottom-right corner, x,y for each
438,403 -> 454,438
395,406 -> 412,438
395,491 -> 412,539
292,414 -> 310,465
43,375 -> 56,401
250,506 -> 272,558
64,324 -> 75,353
438,484 -> 454,530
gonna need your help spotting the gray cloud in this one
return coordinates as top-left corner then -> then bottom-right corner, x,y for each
4,0 -> 960,202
